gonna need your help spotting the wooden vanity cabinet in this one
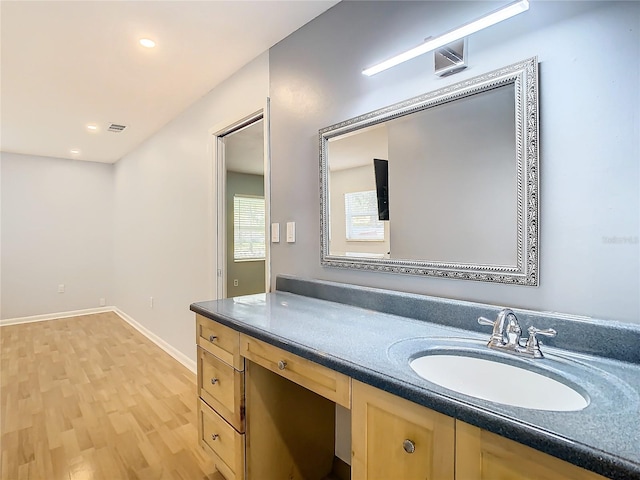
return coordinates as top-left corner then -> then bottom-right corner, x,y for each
240,333 -> 351,480
455,422 -> 608,480
351,381 -> 608,480
196,317 -> 351,480
195,314 -> 245,480
195,314 -> 609,480
351,380 -> 455,480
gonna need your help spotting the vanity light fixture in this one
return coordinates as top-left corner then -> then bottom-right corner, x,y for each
362,0 -> 529,76
434,38 -> 467,77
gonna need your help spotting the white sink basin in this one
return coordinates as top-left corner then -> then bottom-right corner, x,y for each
410,354 -> 589,411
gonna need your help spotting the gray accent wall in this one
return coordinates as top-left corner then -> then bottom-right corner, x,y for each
226,172 -> 266,297
268,1 -> 640,323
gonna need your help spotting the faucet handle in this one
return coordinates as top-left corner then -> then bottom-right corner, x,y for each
478,317 -> 496,327
478,316 -> 506,347
525,326 -> 557,358
527,326 -> 557,338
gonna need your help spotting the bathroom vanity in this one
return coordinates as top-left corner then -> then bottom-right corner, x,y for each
191,276 -> 640,480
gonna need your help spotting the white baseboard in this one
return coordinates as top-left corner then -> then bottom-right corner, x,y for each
1,306 -> 197,374
0,307 -> 114,326
112,308 -> 197,374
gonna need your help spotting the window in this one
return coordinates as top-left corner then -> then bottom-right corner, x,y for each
233,195 -> 265,261
345,190 -> 384,241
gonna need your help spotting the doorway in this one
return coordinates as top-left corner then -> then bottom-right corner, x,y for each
214,112 -> 269,299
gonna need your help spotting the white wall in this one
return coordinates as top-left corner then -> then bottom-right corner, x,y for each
113,53 -> 269,363
0,152 -> 114,318
269,1 -> 640,324
329,166 -> 390,257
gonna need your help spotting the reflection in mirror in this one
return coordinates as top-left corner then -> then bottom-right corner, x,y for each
320,58 -> 539,285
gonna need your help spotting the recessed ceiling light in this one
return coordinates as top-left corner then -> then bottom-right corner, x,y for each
139,38 -> 156,48
86,124 -> 98,132
70,149 -> 81,155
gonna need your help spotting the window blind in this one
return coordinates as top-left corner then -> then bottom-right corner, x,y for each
233,195 -> 266,260
345,190 -> 384,241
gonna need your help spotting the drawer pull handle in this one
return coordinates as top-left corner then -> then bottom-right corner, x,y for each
211,434 -> 219,441
210,378 -> 219,385
209,335 -> 217,342
277,360 -> 287,370
403,439 -> 416,454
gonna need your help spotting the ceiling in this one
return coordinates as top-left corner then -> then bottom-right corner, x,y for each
0,0 -> 339,164
329,123 -> 388,171
225,119 -> 264,176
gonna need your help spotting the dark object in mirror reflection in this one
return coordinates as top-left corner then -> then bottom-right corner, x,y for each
374,158 -> 389,221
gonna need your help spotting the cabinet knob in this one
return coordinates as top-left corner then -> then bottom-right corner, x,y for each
209,335 -> 217,342
210,378 -> 218,385
211,434 -> 219,441
277,360 -> 287,370
403,439 -> 416,454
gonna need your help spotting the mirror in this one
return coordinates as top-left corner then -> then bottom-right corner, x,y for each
319,57 -> 539,285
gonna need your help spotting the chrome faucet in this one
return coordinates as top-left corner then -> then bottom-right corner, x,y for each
478,308 -> 518,348
478,308 -> 556,358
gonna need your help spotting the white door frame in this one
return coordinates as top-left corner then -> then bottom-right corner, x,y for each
211,101 -> 271,300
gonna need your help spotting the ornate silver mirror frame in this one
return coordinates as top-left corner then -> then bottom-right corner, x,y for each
319,57 -> 539,285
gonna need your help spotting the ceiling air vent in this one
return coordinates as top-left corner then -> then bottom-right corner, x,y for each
108,123 -> 128,133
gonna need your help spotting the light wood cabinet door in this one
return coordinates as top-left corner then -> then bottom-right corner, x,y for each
456,421 -> 608,480
352,380 -> 455,480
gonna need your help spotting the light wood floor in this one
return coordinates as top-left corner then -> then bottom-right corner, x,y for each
1,312 -> 217,480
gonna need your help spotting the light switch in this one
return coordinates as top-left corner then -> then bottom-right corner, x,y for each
286,222 -> 296,243
271,223 -> 280,243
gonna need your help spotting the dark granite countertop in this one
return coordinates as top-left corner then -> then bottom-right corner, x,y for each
191,276 -> 640,480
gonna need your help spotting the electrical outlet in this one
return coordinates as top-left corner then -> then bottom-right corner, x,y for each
233,279 -> 239,287
99,298 -> 106,307
58,284 -> 65,293
150,297 -> 154,308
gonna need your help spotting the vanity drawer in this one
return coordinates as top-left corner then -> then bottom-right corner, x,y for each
196,314 -> 243,370
239,334 -> 351,408
198,399 -> 245,480
198,347 -> 245,432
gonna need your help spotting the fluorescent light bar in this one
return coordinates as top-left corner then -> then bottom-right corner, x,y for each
363,0 -> 529,76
